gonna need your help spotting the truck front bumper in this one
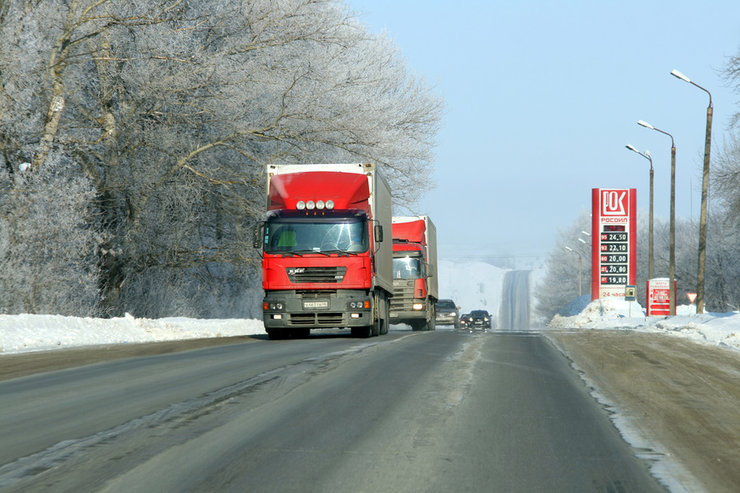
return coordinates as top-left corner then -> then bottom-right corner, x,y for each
389,307 -> 426,324
263,290 -> 373,330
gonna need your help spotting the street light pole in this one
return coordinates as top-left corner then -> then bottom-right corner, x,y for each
638,120 -> 676,316
625,144 -> 654,280
580,231 -> 591,295
671,69 -> 712,314
565,246 -> 583,297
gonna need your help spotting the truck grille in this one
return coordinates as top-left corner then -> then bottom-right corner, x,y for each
390,280 -> 415,310
290,313 -> 344,326
286,267 -> 347,283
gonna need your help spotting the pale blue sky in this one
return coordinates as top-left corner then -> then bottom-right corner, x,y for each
348,0 -> 740,267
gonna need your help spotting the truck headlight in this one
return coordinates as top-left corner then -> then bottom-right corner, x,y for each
412,303 -> 424,310
348,300 -> 370,310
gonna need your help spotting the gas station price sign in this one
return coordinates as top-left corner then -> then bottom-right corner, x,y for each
591,189 -> 637,300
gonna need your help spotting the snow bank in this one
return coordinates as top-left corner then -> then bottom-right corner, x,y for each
0,314 -> 265,354
548,298 -> 740,350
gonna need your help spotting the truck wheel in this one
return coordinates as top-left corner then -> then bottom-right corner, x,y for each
368,292 -> 388,337
379,296 -> 390,335
410,321 -> 424,331
426,317 -> 436,331
370,305 -> 381,337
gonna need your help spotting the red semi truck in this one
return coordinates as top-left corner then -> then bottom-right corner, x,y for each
255,163 -> 393,339
389,216 -> 438,331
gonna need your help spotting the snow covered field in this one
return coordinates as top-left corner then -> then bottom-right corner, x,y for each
1,261 -> 738,354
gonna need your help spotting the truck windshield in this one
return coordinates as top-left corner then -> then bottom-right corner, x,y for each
264,216 -> 369,254
393,256 -> 423,279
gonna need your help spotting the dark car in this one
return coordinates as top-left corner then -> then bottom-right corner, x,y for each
459,313 -> 472,329
435,299 -> 460,328
468,310 -> 492,330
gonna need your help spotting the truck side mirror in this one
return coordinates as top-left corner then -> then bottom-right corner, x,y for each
374,224 -> 383,242
253,223 -> 264,248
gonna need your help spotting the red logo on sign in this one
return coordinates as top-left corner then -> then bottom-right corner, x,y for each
601,190 -> 627,216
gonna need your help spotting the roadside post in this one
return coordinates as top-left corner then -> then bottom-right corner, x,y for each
625,285 -> 636,317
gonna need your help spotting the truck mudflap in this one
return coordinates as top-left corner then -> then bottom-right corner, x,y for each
263,289 -> 374,330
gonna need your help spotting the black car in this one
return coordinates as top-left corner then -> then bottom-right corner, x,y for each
435,299 -> 460,328
459,313 -> 472,329
468,310 -> 492,330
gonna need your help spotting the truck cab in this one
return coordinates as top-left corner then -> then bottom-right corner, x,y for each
257,163 -> 393,339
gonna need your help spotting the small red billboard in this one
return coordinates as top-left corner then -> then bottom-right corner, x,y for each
592,189 -> 637,300
647,278 -> 674,316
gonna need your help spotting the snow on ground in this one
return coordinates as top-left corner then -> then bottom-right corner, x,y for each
548,298 -> 740,351
0,314 -> 265,354
0,260 -> 737,354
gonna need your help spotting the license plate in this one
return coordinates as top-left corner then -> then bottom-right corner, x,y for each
303,300 -> 329,309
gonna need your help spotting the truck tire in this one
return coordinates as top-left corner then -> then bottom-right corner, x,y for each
379,295 -> 390,335
426,304 -> 436,331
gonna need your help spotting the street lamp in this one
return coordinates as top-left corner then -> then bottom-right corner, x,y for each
565,246 -> 583,297
578,233 -> 592,295
638,120 -> 676,316
671,69 -> 712,314
625,144 -> 654,280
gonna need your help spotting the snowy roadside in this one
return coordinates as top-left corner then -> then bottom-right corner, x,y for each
0,314 -> 265,354
547,298 -> 740,351
1,298 -> 738,355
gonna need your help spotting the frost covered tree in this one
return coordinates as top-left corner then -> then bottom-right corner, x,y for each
706,127 -> 740,310
534,211 -> 592,322
0,0 -> 442,317
0,154 -> 103,315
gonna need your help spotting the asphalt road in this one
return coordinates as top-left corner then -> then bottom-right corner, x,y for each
0,330 -> 665,492
499,270 -> 531,330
